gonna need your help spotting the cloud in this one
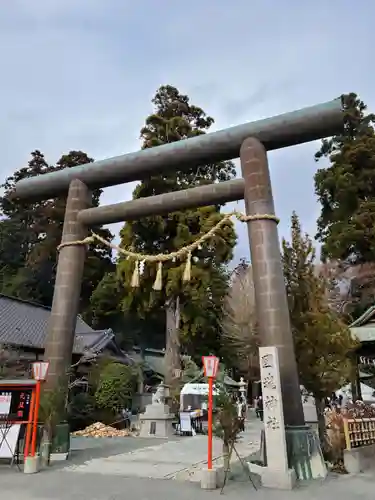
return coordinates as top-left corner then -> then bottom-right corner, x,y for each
0,0 -> 373,264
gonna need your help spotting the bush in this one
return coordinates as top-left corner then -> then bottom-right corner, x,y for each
94,362 -> 136,415
67,392 -> 97,432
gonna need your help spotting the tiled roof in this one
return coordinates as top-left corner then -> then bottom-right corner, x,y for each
0,294 -> 103,354
349,305 -> 375,343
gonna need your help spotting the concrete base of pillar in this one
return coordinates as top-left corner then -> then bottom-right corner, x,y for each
50,452 -> 69,462
23,456 -> 40,474
200,468 -> 217,490
248,462 -> 296,490
262,467 -> 296,490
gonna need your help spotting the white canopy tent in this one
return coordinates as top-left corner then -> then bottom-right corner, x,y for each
336,383 -> 375,403
180,383 -> 220,410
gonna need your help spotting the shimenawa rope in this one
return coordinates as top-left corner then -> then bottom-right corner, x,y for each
57,211 -> 279,290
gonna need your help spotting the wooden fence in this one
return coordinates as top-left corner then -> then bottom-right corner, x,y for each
343,417 -> 375,450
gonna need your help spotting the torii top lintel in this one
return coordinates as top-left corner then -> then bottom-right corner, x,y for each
13,98 -> 343,201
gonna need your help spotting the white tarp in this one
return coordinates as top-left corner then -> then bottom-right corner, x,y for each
180,383 -> 219,396
336,383 -> 375,402
0,424 -> 21,459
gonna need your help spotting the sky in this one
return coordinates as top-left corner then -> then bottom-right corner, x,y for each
0,0 -> 373,264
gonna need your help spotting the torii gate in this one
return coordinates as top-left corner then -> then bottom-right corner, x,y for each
13,98 -> 343,428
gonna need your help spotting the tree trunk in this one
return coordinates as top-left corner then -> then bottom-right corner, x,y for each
138,347 -> 145,394
223,440 -> 230,473
315,397 -> 327,455
40,423 -> 52,468
164,296 -> 182,406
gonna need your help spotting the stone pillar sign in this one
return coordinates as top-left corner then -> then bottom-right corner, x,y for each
248,346 -> 296,489
260,347 -> 289,469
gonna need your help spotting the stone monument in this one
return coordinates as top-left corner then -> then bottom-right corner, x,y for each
239,377 -> 247,404
248,346 -> 296,489
139,382 -> 175,438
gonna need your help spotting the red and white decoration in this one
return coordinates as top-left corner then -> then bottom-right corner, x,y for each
32,361 -> 50,381
202,356 -> 219,378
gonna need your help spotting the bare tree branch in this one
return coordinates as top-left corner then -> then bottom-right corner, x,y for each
221,262 -> 259,380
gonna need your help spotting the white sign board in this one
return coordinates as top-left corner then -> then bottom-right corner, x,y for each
0,392 -> 12,418
259,346 -> 288,472
180,412 -> 193,433
0,424 -> 21,459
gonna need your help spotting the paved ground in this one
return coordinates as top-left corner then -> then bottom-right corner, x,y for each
62,424 -> 260,481
2,466 -> 375,500
1,418 -> 375,499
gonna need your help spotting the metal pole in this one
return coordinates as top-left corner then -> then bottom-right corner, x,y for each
43,179 -> 91,399
13,99 -> 343,200
30,381 -> 41,457
23,389 -> 35,458
208,376 -> 214,470
78,179 -> 245,226
240,137 -> 304,426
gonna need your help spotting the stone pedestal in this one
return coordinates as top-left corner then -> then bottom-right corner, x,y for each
139,384 -> 175,438
200,468 -> 217,490
24,455 -> 39,474
139,403 -> 175,438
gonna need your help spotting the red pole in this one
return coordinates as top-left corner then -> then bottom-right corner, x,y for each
30,380 -> 41,457
208,376 -> 213,470
24,389 -> 36,458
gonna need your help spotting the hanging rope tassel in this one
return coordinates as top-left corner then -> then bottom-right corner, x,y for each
182,252 -> 192,282
153,261 -> 163,291
131,260 -> 140,288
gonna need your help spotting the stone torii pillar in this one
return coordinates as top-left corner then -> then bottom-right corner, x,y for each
240,137 -> 304,425
44,179 -> 91,393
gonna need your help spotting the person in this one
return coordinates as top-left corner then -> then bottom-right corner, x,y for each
258,396 -> 264,421
122,407 -> 131,428
255,397 -> 261,419
236,399 -> 245,432
337,394 -> 344,409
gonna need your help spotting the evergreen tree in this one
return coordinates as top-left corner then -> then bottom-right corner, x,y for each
282,213 -> 357,444
117,85 -> 236,390
0,150 -> 114,314
90,272 -> 166,350
314,93 -> 375,264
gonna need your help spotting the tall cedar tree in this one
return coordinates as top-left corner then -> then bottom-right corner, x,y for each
315,93 -> 375,264
0,150 -> 114,315
90,272 -> 166,351
282,213 -> 357,444
117,85 -> 236,389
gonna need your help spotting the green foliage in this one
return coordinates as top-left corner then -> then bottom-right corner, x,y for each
282,213 -> 358,400
90,272 -> 166,350
0,150 -> 114,314
315,93 -> 375,264
67,392 -> 97,432
180,355 -> 203,384
94,361 -> 136,414
39,383 -> 67,428
211,374 -> 242,459
117,85 -> 236,360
